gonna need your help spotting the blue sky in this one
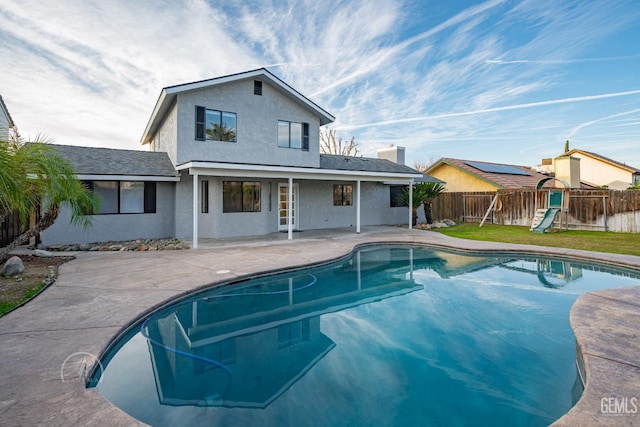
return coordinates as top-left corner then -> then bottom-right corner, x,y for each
1,0 -> 639,168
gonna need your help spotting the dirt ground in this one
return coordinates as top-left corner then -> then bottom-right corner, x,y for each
0,255 -> 74,306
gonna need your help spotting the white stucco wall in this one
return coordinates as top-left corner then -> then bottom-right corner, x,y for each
174,78 -> 321,168
176,176 -> 413,240
41,182 -> 176,245
151,101 -> 179,166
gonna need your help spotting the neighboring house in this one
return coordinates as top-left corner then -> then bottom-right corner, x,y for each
0,95 -> 15,141
551,149 -> 640,190
0,95 -> 19,248
42,68 -> 436,247
426,158 -> 554,192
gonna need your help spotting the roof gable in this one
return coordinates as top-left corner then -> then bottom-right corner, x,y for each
561,149 -> 640,174
141,68 -> 335,144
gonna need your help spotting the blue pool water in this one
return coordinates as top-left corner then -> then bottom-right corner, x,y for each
92,245 -> 640,426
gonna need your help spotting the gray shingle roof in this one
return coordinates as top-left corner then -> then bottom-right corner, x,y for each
320,155 -> 442,182
49,144 -> 178,177
321,155 -> 416,174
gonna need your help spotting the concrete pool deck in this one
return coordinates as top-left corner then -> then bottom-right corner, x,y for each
0,226 -> 638,426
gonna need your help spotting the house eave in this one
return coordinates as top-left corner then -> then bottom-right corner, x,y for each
178,161 -> 422,183
76,174 -> 180,182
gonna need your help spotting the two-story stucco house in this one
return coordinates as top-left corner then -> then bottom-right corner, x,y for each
42,68 -> 435,247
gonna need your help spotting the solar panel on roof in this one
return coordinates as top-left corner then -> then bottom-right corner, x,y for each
465,161 -> 530,176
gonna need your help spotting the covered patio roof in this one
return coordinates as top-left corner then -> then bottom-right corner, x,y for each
177,158 -> 428,247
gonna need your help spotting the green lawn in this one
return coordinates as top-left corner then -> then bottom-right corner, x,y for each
429,223 -> 640,257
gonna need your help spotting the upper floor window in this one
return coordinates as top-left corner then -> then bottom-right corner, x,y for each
254,80 -> 263,96
278,121 -> 309,150
195,106 -> 237,142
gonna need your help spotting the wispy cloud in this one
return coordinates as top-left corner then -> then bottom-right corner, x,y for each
567,108 -> 640,139
485,54 -> 640,65
0,0 -> 638,167
338,89 -> 640,130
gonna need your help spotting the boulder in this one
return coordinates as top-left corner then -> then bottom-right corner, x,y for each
33,249 -> 54,258
2,256 -> 25,277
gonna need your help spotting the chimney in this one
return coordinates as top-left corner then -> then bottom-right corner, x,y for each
554,155 -> 581,188
377,145 -> 405,165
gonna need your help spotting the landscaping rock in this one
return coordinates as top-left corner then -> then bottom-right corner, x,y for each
33,249 -> 53,258
45,237 -> 188,253
443,219 -> 456,226
2,256 -> 25,277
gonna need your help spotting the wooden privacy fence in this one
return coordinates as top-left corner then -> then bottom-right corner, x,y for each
431,189 -> 640,233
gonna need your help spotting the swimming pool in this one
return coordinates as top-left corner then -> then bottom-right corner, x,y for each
92,245 -> 640,426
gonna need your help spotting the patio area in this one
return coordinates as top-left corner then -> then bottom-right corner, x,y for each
0,226 -> 638,426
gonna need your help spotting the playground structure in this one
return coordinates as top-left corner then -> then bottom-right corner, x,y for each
480,177 -> 571,232
530,178 -> 570,233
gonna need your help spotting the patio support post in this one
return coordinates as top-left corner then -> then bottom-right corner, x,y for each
288,177 -> 293,240
408,178 -> 414,230
192,172 -> 199,249
356,180 -> 361,233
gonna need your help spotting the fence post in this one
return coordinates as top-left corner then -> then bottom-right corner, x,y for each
463,195 -> 467,222
603,196 -> 608,232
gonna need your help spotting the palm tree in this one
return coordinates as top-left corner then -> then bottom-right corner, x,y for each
0,134 -> 98,259
395,185 -> 428,226
417,181 -> 446,224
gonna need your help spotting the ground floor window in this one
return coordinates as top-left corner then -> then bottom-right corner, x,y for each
390,185 -> 406,207
201,180 -> 209,213
333,184 -> 353,206
223,181 -> 261,212
84,181 -> 156,214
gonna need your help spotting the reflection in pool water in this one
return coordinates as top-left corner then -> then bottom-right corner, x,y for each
92,245 -> 640,426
